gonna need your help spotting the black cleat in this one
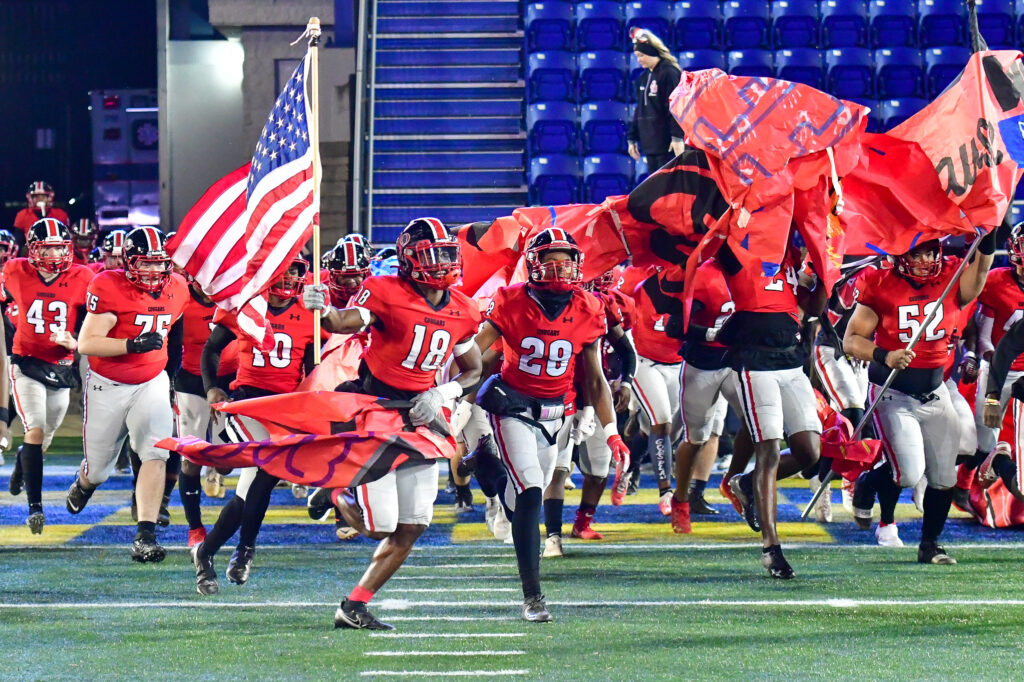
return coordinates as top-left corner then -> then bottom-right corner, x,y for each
226,545 -> 255,585
191,543 -> 219,595
761,545 -> 795,579
952,485 -> 972,513
851,471 -> 876,530
627,469 -> 640,496
307,487 -> 335,521
334,599 -> 394,630
131,535 -> 166,563
157,493 -> 171,527
26,510 -> 45,535
8,446 -> 23,496
522,595 -> 553,623
730,473 -> 760,532
688,486 -> 720,515
65,475 -> 94,515
918,541 -> 957,565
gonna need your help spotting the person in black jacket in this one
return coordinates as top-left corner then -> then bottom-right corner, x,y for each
627,28 -> 686,173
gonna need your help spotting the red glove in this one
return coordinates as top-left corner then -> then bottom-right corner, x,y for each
608,434 -> 631,476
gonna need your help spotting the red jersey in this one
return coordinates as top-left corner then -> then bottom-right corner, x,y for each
978,267 -> 1024,371
691,259 -> 733,349
598,288 -> 635,331
213,300 -> 320,394
857,256 -> 964,370
0,259 -> 92,364
355,275 -> 482,393
616,264 -> 657,302
944,300 -> 979,381
487,284 -> 605,399
13,207 -> 69,235
72,252 -> 89,266
85,270 -> 188,383
632,276 -> 681,364
181,291 -> 238,377
723,260 -> 801,320
87,262 -> 105,275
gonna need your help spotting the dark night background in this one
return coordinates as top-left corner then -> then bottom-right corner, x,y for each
0,0 -> 157,224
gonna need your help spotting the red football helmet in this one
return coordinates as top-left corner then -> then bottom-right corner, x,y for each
71,218 -> 98,256
27,218 -> 73,275
123,227 -> 172,292
0,230 -> 18,266
526,228 -> 584,292
586,268 -> 617,293
26,181 -> 54,208
1007,222 -> 1024,266
322,241 -> 370,302
397,217 -> 462,289
269,257 -> 308,299
894,239 -> 942,283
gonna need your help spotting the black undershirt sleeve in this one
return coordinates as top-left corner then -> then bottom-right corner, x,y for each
201,324 -> 236,394
609,331 -> 636,383
165,317 -> 184,378
987,318 -> 1024,397
302,343 -> 315,377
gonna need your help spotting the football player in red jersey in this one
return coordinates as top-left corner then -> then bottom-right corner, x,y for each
845,232 -> 994,565
717,239 -> 824,578
67,227 -> 188,563
70,219 -> 98,265
189,257 -> 321,595
472,228 -> 630,623
13,182 -> 69,247
3,219 -> 92,533
173,275 -> 239,549
322,238 -> 371,307
626,271 -> 686,514
662,257 -> 737,533
301,217 -> 483,631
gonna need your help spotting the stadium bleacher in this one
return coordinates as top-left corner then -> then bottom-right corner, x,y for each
521,0 -> 1020,206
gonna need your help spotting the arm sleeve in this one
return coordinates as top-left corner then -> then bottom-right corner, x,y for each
164,317 -> 184,378
302,342 -> 315,376
977,309 -> 995,357
661,67 -> 684,140
73,304 -> 88,335
609,331 -> 636,383
717,243 -> 742,277
201,324 -> 236,393
627,96 -> 639,143
987,318 -> 1024,397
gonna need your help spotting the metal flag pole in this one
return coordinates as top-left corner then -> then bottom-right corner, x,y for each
801,236 -> 985,519
306,16 -> 323,365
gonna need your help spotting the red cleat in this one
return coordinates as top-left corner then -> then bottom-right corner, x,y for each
570,509 -> 604,540
611,471 -> 629,506
720,475 -> 742,515
187,526 -> 207,548
671,497 -> 691,534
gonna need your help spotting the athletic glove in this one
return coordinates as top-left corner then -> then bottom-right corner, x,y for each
570,406 -> 596,445
608,433 -> 631,475
959,352 -> 979,384
409,387 -> 444,427
302,283 -> 330,314
127,331 -> 164,354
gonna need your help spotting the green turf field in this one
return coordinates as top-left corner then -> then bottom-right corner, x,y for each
4,543 -> 1024,680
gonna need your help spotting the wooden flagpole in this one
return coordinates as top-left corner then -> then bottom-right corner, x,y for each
306,16 -> 323,364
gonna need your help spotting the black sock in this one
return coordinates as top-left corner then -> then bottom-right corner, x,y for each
455,483 -> 472,503
691,479 -> 707,495
993,454 -> 1018,483
816,456 -> 833,482
21,442 -> 44,507
179,472 -> 203,530
136,520 -> 156,539
512,487 -> 543,599
203,494 -> 244,556
962,449 -> 989,470
473,435 -> 504,499
877,476 -> 901,526
237,470 -> 279,548
129,448 -> 142,485
544,497 -> 563,537
921,486 -> 953,544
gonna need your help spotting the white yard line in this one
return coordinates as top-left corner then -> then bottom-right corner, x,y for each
360,671 -> 528,677
365,651 -> 525,657
391,588 -> 518,593
368,633 -> 526,638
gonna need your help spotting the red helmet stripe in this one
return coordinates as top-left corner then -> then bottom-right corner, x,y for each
144,227 -> 160,251
549,227 -> 568,242
425,218 -> 448,241
344,242 -> 357,264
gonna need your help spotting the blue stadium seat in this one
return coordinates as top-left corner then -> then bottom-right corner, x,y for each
579,50 -> 629,102
723,0 -> 770,49
875,47 -> 924,98
527,51 -> 577,102
917,0 -> 967,47
976,0 -> 1014,47
673,1 -> 723,50
526,102 -> 578,154
530,155 -> 581,205
924,46 -> 970,98
821,0 -> 869,47
775,48 -> 824,88
868,0 -> 916,47
526,2 -> 575,52
678,49 -> 728,71
727,49 -> 774,78
584,154 -> 635,202
576,1 -> 625,51
634,155 -> 651,185
624,1 -> 673,44
771,0 -> 820,48
581,101 -> 629,154
879,97 -> 928,129
850,98 -> 884,132
825,47 -> 875,98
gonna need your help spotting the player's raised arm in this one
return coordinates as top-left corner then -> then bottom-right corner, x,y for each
302,281 -> 378,334
957,226 -> 998,307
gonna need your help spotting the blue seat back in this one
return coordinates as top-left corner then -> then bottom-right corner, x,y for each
821,0 -> 869,47
579,50 -> 628,102
917,0 -> 966,47
624,1 -> 673,44
825,47 -> 875,98
924,46 -> 970,98
527,102 -> 578,154
976,0 -> 1015,47
771,0 -> 820,48
530,155 -> 582,205
583,154 -> 635,202
581,101 -> 630,154
678,49 -> 727,71
727,49 -> 774,78
527,51 -> 577,102
576,1 -> 625,51
875,47 -> 924,98
526,2 -> 575,51
868,0 -> 917,46
723,0 -> 770,48
879,97 -> 928,129
775,48 -> 824,88
673,1 -> 723,50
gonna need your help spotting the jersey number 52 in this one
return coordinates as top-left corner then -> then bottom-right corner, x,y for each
897,302 -> 944,343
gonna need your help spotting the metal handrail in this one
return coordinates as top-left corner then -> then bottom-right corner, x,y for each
365,0 -> 379,240
350,0 -> 369,236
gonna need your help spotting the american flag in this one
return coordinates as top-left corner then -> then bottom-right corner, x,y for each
168,52 -> 318,349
